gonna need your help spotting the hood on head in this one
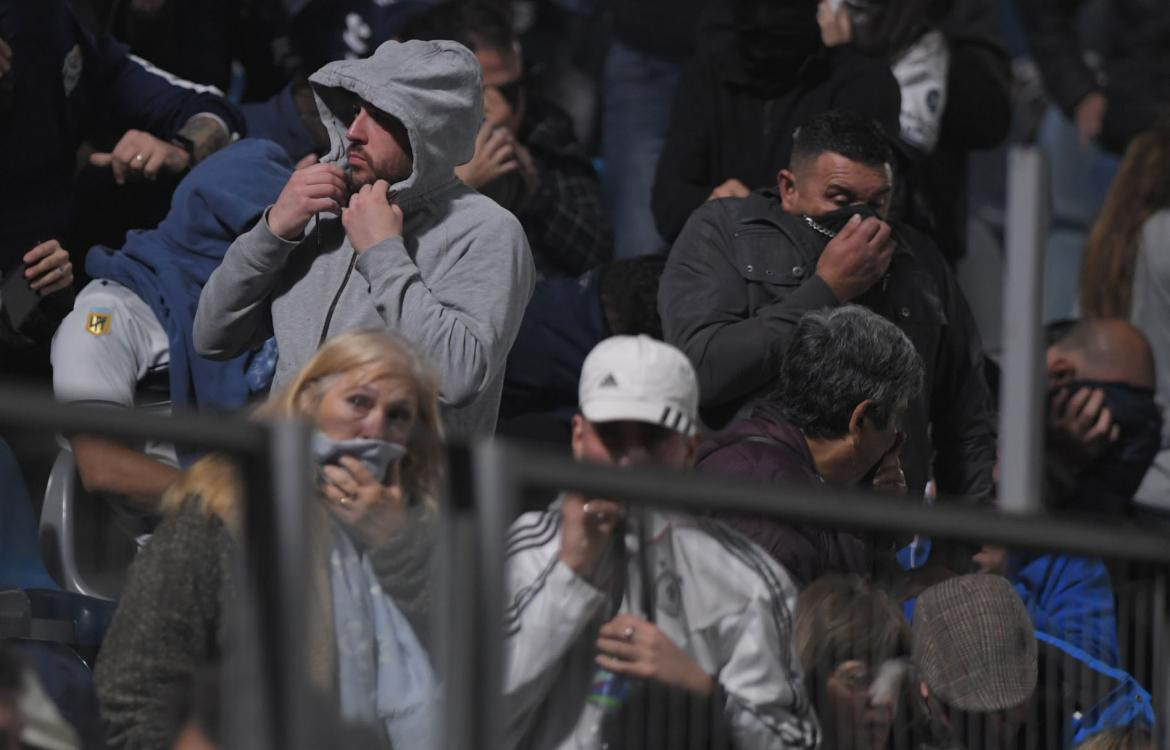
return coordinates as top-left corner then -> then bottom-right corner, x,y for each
309,39 -> 484,200
163,138 -> 293,261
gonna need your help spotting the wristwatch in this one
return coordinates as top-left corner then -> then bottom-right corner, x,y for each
169,133 -> 197,163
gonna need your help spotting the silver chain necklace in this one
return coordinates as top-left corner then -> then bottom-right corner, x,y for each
802,214 -> 837,239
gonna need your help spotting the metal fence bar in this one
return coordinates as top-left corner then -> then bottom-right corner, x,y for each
212,418 -> 314,750
0,382 -> 267,456
0,384 -> 312,749
438,442 -> 518,750
471,440 -> 514,750
265,418 -> 313,750
998,146 -> 1050,514
1156,571 -> 1169,750
483,441 -> 1170,566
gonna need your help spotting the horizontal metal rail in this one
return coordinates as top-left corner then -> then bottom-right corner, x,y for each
0,382 -> 268,456
480,440 -> 1170,566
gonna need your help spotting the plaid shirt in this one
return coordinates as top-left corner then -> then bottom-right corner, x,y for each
516,100 -> 613,278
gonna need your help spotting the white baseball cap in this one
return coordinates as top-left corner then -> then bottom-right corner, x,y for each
578,335 -> 700,437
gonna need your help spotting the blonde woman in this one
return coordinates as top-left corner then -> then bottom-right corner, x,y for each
94,330 -> 444,750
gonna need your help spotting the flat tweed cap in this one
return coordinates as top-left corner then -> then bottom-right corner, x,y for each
912,573 -> 1038,712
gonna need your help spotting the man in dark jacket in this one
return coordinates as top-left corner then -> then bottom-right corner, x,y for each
660,110 -> 997,501
696,305 -> 923,587
649,0 -> 901,243
1018,0 -> 1170,154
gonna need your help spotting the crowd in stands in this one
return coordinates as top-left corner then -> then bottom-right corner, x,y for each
1,0 -> 1168,748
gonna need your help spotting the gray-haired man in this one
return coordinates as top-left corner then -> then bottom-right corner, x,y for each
696,305 -> 925,586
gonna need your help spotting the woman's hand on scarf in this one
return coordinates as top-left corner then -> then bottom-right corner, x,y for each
322,455 -> 407,549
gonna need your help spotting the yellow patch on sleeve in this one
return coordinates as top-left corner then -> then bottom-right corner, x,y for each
85,309 -> 113,337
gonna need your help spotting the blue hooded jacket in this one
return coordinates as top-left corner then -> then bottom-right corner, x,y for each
86,139 -> 291,415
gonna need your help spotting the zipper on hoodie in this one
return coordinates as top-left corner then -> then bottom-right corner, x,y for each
317,214 -> 359,347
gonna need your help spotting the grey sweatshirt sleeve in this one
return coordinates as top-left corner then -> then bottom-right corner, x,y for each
353,210 -> 535,408
194,209 -> 300,359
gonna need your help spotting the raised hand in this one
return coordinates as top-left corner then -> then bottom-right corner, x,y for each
342,179 -> 404,252
321,454 -> 408,549
455,122 -> 518,189
560,494 -> 626,580
266,162 -> 349,241
815,214 -> 895,302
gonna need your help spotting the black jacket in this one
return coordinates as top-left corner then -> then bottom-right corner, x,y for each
911,0 -> 1012,263
1018,0 -> 1170,153
650,45 -> 901,243
658,190 -> 996,501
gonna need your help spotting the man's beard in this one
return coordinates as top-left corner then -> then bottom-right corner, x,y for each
346,145 -> 410,190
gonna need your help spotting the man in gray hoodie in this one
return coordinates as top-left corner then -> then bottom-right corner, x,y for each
194,39 -> 535,436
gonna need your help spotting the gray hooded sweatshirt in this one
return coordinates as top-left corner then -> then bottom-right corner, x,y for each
194,40 -> 535,436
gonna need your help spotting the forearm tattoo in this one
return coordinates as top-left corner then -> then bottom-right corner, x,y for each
178,114 -> 232,164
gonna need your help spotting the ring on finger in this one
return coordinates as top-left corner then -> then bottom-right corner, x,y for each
623,625 -> 635,642
339,495 -> 352,506
134,153 -> 145,163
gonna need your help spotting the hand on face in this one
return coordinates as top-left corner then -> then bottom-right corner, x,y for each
595,614 -> 714,696
267,162 -> 349,241
1048,386 -> 1119,463
559,493 -> 625,580
455,121 -> 519,189
23,240 -> 73,296
321,454 -> 407,549
870,442 -> 907,496
89,129 -> 190,185
815,214 -> 895,302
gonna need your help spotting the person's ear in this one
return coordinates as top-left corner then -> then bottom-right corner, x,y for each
571,414 -> 586,459
847,400 -> 872,445
683,434 -> 700,468
778,168 -> 799,213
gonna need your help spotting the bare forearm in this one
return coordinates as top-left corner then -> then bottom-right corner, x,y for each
71,436 -> 180,513
177,113 -> 232,164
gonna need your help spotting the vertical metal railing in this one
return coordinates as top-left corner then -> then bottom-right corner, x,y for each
0,386 -> 313,750
998,146 -> 1050,514
228,417 -> 313,750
